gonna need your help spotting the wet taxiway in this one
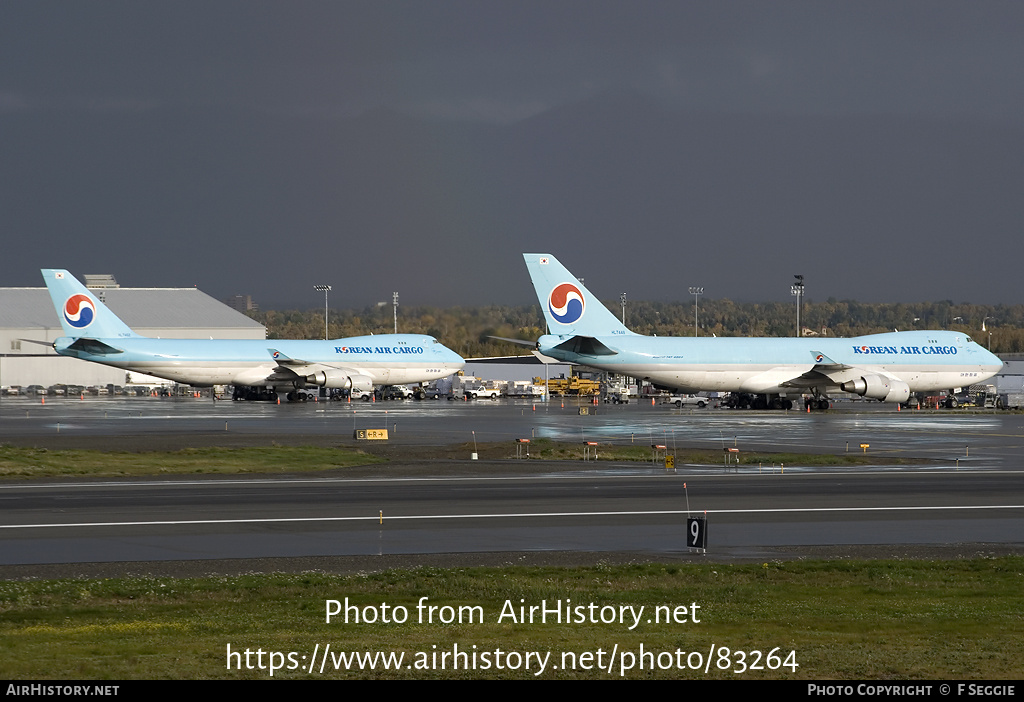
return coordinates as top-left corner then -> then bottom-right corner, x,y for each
2,395 -> 1023,468
1,396 -> 1022,568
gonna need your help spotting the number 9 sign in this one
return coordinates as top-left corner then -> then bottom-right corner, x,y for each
687,517 -> 707,549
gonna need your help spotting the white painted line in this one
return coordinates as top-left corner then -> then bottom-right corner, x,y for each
2,504 -> 1022,530
0,468 -> 1014,491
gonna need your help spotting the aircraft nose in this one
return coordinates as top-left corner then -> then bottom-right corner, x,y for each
437,343 -> 465,367
988,350 -> 1003,371
980,348 -> 1003,377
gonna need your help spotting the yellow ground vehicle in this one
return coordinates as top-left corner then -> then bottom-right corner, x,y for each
534,376 -> 600,396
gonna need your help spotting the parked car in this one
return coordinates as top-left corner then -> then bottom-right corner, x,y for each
384,385 -> 415,400
464,384 -> 501,399
351,386 -> 374,402
667,394 -> 708,408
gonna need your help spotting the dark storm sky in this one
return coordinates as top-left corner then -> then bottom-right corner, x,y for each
2,2 -> 1022,309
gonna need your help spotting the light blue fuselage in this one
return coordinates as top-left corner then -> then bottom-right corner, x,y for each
54,334 -> 464,387
537,330 -> 1001,395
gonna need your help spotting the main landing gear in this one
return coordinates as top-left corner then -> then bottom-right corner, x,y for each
724,393 -> 794,410
803,391 -> 831,411
232,386 -> 279,402
230,385 -> 320,402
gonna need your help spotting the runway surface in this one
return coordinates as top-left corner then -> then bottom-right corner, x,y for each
1,396 -> 1022,569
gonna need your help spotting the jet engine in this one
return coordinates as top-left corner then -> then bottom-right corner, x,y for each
840,374 -> 911,403
305,370 -> 373,390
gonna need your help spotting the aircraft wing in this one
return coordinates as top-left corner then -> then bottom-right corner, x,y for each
776,351 -> 901,390
779,368 -> 842,389
807,350 -> 852,372
741,366 -> 816,392
269,349 -> 311,367
266,349 -> 367,384
463,354 -> 545,364
267,349 -> 317,379
743,351 -> 881,392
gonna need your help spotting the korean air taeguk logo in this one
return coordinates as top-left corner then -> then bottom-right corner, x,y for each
548,283 -> 585,325
63,294 -> 96,329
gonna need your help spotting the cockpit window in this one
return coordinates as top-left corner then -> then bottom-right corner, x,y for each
966,336 -> 973,343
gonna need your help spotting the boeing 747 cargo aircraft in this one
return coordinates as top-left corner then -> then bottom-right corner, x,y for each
523,254 -> 1002,409
42,269 -> 464,401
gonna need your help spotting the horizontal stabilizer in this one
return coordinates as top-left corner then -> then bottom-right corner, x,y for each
487,336 -> 537,348
464,354 -> 545,364
552,336 -> 618,357
66,338 -> 124,356
531,349 -> 562,364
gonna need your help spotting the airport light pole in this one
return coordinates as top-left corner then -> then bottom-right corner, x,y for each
393,292 -> 399,334
314,284 -> 331,340
618,292 -> 629,395
791,275 -> 804,338
688,287 -> 703,337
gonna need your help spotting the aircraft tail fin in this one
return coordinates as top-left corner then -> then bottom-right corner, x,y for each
40,269 -> 140,339
522,254 -> 634,337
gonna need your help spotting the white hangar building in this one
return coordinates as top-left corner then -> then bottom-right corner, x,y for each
0,283 -> 265,389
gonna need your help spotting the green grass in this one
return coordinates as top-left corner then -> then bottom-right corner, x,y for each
518,438 -> 917,466
0,445 -> 384,479
0,442 -> 918,481
2,559 -> 1022,679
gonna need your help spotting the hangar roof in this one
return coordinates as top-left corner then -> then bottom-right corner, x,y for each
0,287 -> 265,333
